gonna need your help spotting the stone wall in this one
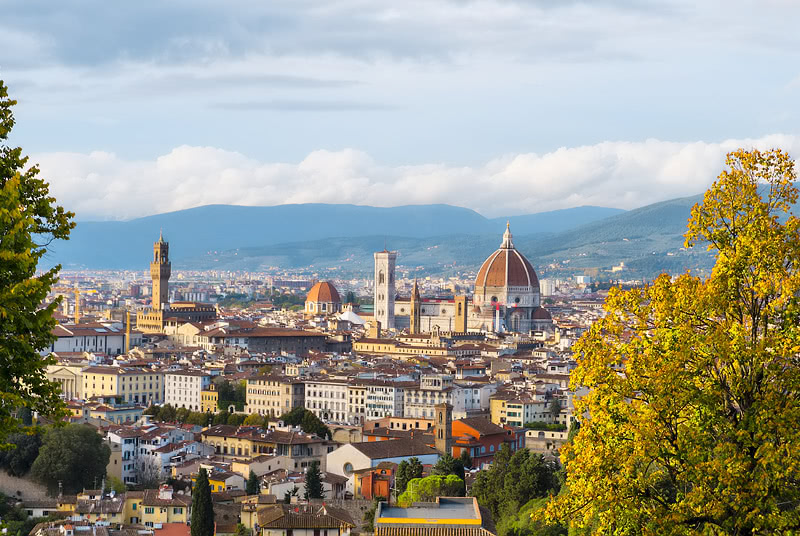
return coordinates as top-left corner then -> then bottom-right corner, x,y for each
0,473 -> 50,500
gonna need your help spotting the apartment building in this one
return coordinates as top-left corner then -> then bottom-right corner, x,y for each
403,374 -> 465,419
347,384 -> 367,425
361,380 -> 406,420
245,375 -> 305,417
489,391 -> 549,428
304,378 -> 350,423
164,369 -> 212,411
82,366 -> 163,405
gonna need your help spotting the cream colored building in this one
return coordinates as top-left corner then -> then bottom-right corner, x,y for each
246,375 -> 305,417
46,363 -> 85,400
81,366 -> 164,405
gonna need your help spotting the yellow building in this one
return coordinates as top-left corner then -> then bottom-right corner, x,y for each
245,375 -> 305,417
124,487 -> 191,526
201,383 -> 219,413
81,366 -> 164,405
489,392 -> 548,428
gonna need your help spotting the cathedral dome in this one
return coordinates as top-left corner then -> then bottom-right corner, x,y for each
475,223 -> 539,290
531,306 -> 552,320
306,281 -> 341,303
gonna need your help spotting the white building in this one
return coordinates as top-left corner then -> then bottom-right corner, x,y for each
47,324 -> 130,356
164,370 -> 212,411
403,374 -> 466,419
458,380 -> 499,414
304,378 -> 350,423
360,380 -> 405,420
326,439 -> 440,494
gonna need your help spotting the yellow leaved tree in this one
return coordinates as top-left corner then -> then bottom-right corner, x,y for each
544,149 -> 800,535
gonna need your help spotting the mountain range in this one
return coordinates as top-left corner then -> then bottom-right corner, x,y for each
49,204 -> 623,270
47,197 -> 718,278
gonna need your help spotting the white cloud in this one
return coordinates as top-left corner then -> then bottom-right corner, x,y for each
33,134 -> 800,221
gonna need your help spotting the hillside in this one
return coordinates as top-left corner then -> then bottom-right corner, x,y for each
48,204 -> 623,270
179,194 -> 716,278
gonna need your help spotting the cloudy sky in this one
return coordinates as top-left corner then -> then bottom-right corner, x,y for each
4,0 -> 800,220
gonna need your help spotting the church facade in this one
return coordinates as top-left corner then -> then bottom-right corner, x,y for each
380,224 -> 552,335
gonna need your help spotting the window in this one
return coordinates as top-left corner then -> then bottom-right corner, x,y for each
173,508 -> 182,514
145,507 -> 154,514
132,503 -> 137,510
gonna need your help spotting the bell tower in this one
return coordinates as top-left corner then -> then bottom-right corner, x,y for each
150,231 -> 171,311
410,279 -> 421,334
373,250 -> 396,330
434,403 -> 453,456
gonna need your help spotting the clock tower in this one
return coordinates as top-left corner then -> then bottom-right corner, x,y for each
150,231 -> 171,310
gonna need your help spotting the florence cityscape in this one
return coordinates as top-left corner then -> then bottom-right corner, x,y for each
2,2 -> 800,536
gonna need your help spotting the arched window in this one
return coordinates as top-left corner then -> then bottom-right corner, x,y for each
490,444 -> 495,453
379,271 -> 385,284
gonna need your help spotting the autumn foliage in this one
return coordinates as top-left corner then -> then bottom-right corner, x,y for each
545,149 -> 800,535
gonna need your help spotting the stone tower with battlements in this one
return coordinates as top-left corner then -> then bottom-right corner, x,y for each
373,250 -> 396,330
150,231 -> 171,311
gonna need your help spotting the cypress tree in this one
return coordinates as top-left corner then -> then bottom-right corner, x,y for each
246,470 -> 260,495
191,468 -> 215,536
304,461 -> 324,500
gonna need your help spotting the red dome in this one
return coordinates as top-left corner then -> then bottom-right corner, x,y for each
531,306 -> 552,320
306,281 -> 341,303
475,224 -> 538,289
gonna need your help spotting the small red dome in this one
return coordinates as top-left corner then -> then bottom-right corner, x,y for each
306,281 -> 341,303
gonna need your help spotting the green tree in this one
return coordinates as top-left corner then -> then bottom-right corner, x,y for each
280,407 -> 331,439
235,523 -> 250,536
0,431 -> 42,476
407,456 -> 423,481
398,474 -> 465,507
548,397 -> 561,420
157,404 -> 177,422
545,149 -> 800,535
243,413 -> 265,426
362,498 -> 383,533
304,461 -> 324,500
432,453 -> 465,495
395,460 -> 410,496
143,405 -> 160,416
227,413 -> 246,426
175,407 -> 191,423
31,424 -> 110,494
106,476 -> 127,494
213,411 -> 230,425
284,486 -> 298,504
459,449 -> 473,470
471,446 -> 559,522
246,470 -> 260,495
191,468 -> 215,536
0,80 -> 74,444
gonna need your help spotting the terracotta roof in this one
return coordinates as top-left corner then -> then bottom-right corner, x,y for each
257,504 -> 354,529
350,438 -> 438,459
456,417 -> 507,437
306,281 -> 341,304
475,224 -> 538,290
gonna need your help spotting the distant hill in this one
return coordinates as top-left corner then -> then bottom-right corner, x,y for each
178,195 -> 712,278
47,203 -> 624,270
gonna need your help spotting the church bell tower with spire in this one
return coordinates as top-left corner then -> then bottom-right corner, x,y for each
150,231 -> 171,311
409,279 -> 422,334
